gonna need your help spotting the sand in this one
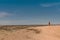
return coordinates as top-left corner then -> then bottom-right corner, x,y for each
0,26 -> 60,40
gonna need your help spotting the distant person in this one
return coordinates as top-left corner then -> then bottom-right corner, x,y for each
48,21 -> 50,26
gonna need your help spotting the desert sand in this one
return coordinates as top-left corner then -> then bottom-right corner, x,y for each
0,25 -> 60,40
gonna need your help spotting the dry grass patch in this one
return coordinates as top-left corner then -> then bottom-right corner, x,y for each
26,28 -> 41,34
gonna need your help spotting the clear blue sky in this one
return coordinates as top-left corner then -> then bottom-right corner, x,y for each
0,0 -> 60,25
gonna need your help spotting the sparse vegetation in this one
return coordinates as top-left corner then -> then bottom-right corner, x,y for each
0,25 -> 43,31
0,25 -> 30,31
27,28 -> 41,34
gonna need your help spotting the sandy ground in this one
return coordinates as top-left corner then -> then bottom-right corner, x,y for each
0,26 -> 60,40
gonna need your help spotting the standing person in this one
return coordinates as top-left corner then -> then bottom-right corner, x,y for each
48,21 -> 50,26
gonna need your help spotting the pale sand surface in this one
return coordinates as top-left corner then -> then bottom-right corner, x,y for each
0,26 -> 60,40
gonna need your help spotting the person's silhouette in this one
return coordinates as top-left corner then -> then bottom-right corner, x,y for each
48,21 -> 50,26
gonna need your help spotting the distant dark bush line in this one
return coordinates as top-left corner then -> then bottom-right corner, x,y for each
0,25 -> 44,31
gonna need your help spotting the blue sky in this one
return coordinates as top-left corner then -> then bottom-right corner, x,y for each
0,0 -> 60,25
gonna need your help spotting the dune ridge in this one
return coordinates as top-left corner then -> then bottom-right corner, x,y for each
0,25 -> 60,40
